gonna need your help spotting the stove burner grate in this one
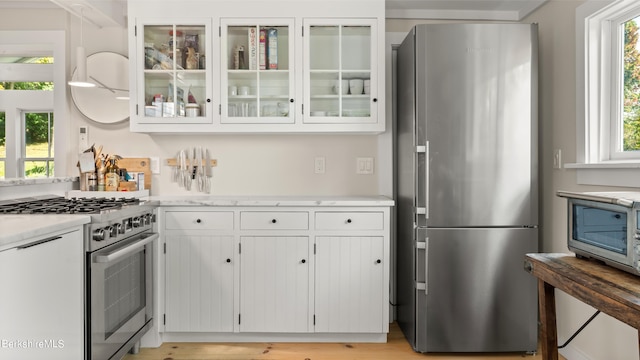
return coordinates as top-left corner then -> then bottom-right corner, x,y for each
0,196 -> 142,215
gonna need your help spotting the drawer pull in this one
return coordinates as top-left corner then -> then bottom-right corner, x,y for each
376,259 -> 382,264
271,219 -> 277,224
301,259 -> 306,264
346,219 -> 352,224
226,258 -> 231,263
196,219 -> 202,224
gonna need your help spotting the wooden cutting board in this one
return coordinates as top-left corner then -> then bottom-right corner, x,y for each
117,157 -> 151,190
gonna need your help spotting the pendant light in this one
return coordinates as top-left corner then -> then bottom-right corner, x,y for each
68,6 -> 95,88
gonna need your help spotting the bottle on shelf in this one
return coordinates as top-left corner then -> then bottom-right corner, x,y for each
104,158 -> 120,191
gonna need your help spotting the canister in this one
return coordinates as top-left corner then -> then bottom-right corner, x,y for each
186,103 -> 200,117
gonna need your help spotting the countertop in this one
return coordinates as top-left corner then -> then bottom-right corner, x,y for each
0,176 -> 77,187
152,195 -> 395,207
0,215 -> 90,252
0,195 -> 393,251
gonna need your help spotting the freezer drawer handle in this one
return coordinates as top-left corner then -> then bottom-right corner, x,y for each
424,237 -> 429,295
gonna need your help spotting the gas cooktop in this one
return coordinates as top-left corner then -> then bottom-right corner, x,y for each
0,196 -> 142,215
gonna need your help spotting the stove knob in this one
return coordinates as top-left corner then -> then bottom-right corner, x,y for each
108,226 -> 118,238
143,214 -> 151,226
92,228 -> 106,241
115,223 -> 125,234
132,217 -> 142,228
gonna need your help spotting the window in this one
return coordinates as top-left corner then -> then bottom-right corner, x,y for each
573,0 -> 640,186
0,31 -> 67,179
24,111 -> 54,178
0,111 -> 4,177
0,59 -> 55,179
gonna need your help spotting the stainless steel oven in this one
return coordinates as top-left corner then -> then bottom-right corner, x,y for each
89,231 -> 157,360
84,202 -> 158,360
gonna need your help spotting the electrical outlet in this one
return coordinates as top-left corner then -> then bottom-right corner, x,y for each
314,157 -> 325,174
553,149 -> 562,169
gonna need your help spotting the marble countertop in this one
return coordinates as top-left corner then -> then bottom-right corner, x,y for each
0,215 -> 90,252
0,177 -> 77,187
152,195 -> 395,207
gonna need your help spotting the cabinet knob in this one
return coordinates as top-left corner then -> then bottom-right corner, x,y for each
206,98 -> 211,103
346,218 -> 352,224
289,98 -> 294,103
376,259 -> 381,264
301,259 -> 306,264
373,98 -> 378,103
196,219 -> 202,224
226,258 -> 231,263
271,219 -> 277,224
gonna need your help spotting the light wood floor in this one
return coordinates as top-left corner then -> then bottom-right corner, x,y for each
123,322 -> 565,360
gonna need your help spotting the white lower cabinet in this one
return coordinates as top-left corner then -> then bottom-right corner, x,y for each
160,204 -> 390,340
239,236 -> 310,332
163,210 -> 235,332
315,236 -> 384,333
0,227 -> 84,360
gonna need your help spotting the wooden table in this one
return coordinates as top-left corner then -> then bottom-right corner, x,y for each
524,253 -> 640,360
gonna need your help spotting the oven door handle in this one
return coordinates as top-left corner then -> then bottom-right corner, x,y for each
94,232 -> 159,263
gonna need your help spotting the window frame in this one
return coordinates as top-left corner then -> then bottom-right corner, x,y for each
571,0 -> 640,187
0,31 -> 68,179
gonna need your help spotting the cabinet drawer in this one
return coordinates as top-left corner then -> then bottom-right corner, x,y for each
315,212 -> 384,230
165,211 -> 234,230
240,211 -> 309,230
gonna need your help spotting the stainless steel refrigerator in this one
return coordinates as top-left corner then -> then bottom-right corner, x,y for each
395,23 -> 539,353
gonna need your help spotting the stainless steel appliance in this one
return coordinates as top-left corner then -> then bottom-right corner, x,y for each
395,23 -> 539,353
558,191 -> 640,276
0,196 -> 158,360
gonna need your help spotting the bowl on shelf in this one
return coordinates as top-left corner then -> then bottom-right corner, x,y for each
342,109 -> 370,117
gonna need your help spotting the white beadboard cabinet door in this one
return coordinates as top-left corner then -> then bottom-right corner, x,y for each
239,236 -> 310,332
315,236 -> 384,333
165,234 -> 235,332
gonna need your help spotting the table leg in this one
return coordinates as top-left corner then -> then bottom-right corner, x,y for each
539,279 -> 558,360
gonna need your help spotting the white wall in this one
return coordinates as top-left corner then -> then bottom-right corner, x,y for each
1,8 -> 384,197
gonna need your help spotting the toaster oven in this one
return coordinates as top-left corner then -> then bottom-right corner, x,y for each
557,191 -> 640,276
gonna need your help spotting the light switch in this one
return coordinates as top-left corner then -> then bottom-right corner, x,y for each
150,157 -> 160,174
356,157 -> 374,175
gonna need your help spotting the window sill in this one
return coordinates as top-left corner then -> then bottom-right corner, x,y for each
565,162 -> 640,188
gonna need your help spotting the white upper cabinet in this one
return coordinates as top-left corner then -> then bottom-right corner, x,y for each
130,18 -> 216,133
220,19 -> 295,125
303,19 -> 378,125
127,0 -> 385,134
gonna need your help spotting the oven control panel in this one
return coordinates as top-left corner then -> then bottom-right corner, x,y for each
88,211 -> 157,251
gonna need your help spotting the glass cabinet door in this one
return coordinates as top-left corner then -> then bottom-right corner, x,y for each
221,19 -> 294,124
138,21 -> 212,123
304,19 -> 377,123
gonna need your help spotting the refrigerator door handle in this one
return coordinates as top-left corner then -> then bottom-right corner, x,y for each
424,141 -> 429,219
415,142 -> 429,219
